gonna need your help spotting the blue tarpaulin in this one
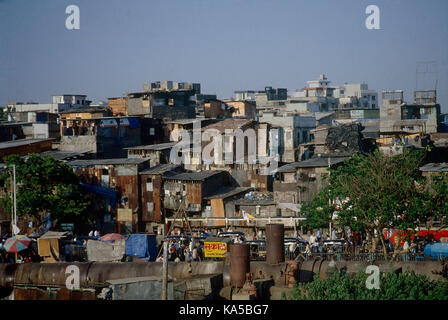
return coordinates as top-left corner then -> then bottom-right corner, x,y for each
80,183 -> 117,206
128,117 -> 140,129
424,242 -> 448,259
125,234 -> 158,261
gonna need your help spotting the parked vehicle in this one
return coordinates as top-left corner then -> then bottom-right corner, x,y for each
245,239 -> 266,259
217,231 -> 246,243
322,239 -> 345,253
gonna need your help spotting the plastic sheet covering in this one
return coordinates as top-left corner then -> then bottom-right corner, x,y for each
100,119 -> 118,127
87,239 -> 125,262
120,118 -> 130,126
128,117 -> 140,129
424,242 -> 448,258
325,123 -> 364,152
80,183 -> 117,206
125,234 -> 158,261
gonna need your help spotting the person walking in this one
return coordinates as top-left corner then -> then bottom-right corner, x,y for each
192,246 -> 198,262
289,241 -> 297,260
309,232 -> 317,254
304,243 -> 311,258
316,229 -> 322,243
402,240 -> 410,262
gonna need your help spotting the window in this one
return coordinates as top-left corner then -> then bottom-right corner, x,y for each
149,128 -> 155,135
372,96 -> 376,101
303,131 -> 309,142
276,209 -> 281,217
146,179 -> 153,191
147,202 -> 154,212
372,104 -> 375,108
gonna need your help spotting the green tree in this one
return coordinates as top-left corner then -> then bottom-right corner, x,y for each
300,186 -> 335,230
0,154 -> 91,232
300,150 -> 447,259
290,270 -> 448,300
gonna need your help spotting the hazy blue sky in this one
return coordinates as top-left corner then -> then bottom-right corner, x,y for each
1,0 -> 447,112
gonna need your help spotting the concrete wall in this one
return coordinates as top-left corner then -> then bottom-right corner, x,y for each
296,166 -> 329,202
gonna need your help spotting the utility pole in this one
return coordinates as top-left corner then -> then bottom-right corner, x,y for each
10,171 -> 13,236
161,240 -> 168,300
10,164 -> 18,236
13,164 -> 17,233
328,157 -> 332,239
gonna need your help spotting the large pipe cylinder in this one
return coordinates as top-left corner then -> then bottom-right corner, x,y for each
0,261 -> 226,290
229,243 -> 250,288
266,224 -> 284,264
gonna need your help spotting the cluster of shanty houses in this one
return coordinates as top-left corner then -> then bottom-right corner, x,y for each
1,77 -> 447,236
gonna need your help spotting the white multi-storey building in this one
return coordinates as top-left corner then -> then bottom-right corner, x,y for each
8,94 -> 90,114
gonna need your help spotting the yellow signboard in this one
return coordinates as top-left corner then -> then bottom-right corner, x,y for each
204,241 -> 227,258
117,208 -> 133,222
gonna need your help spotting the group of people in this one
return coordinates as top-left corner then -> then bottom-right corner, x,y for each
156,238 -> 204,263
302,228 -> 370,257
0,237 -> 40,263
88,230 -> 101,238
302,227 -> 433,261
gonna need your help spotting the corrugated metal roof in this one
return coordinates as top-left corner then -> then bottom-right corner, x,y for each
277,202 -> 302,213
276,162 -> 301,173
205,187 -> 252,200
140,164 -> 180,175
202,118 -> 254,131
235,198 -> 275,206
166,119 -> 204,125
295,157 -> 347,168
419,163 -> 448,172
313,112 -> 334,121
40,150 -> 92,160
125,142 -> 176,151
59,107 -> 109,114
68,158 -> 149,166
164,170 -> 224,181
277,154 -> 350,172
0,138 -> 53,150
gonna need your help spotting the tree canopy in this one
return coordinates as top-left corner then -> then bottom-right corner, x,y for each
301,149 -> 448,256
0,154 -> 91,231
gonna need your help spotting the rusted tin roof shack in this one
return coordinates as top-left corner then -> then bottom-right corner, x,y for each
274,154 -> 349,204
193,119 -> 272,191
163,170 -> 231,216
204,187 -> 252,228
59,116 -> 142,158
0,138 -> 53,160
68,158 -> 149,232
419,163 -> 448,186
139,164 -> 181,232
126,142 -> 177,167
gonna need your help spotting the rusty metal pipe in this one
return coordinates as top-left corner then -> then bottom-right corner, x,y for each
266,224 -> 284,264
229,243 -> 250,288
0,259 -> 444,294
0,261 -> 226,290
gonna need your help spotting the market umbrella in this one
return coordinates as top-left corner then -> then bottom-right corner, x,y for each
100,233 -> 125,241
4,235 -> 31,253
